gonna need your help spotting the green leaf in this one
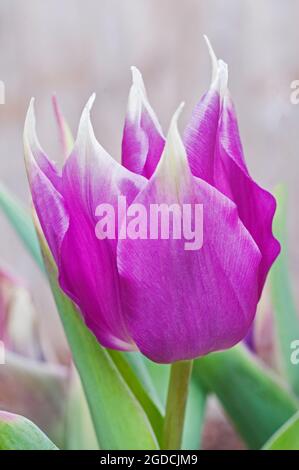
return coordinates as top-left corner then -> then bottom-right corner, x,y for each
194,345 -> 299,449
65,367 -> 99,450
270,185 -> 299,396
124,352 -> 164,413
40,236 -> 158,450
0,183 -> 44,271
182,376 -> 206,450
263,411 -> 299,450
108,350 -> 164,443
0,411 -> 58,450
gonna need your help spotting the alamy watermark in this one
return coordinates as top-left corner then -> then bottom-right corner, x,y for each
95,196 -> 204,251
290,340 -> 299,365
290,80 -> 299,104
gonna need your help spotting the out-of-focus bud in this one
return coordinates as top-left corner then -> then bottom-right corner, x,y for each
0,267 -> 69,448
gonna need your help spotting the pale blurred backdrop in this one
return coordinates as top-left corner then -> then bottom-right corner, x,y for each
0,1 -> 298,359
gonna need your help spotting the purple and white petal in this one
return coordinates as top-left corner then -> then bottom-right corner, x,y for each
118,107 -> 261,363
122,67 -> 165,179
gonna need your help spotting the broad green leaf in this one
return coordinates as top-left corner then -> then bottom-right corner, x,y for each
124,352 -> 164,412
194,345 -> 299,449
144,359 -> 170,407
40,237 -> 158,450
270,185 -> 299,396
182,376 -> 206,450
263,411 -> 299,450
0,183 -> 44,271
65,367 -> 99,450
108,350 -> 164,443
0,411 -> 58,450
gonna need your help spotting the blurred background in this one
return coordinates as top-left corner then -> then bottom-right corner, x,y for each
0,0 -> 298,447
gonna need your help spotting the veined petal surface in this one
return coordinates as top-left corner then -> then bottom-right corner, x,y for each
184,39 -> 280,294
122,67 -> 165,179
117,107 -> 261,363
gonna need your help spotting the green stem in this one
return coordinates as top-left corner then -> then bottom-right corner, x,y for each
162,360 -> 193,450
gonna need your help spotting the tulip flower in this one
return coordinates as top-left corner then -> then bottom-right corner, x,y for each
24,39 -> 280,364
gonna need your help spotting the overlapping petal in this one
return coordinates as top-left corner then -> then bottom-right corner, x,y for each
215,96 -> 280,294
59,95 -> 146,350
117,107 -> 261,363
24,40 -> 279,363
24,101 -> 68,265
24,95 -> 147,352
184,38 -> 280,294
122,67 -> 165,179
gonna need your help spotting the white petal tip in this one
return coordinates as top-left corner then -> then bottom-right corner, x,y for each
127,65 -> 164,137
24,98 -> 37,142
217,59 -> 228,95
130,66 -> 146,95
166,102 -> 185,151
86,93 -> 96,112
159,102 -> 188,185
203,35 -> 218,82
131,65 -> 142,82
79,94 -> 96,127
167,102 -> 186,149
25,98 -> 35,122
171,101 -> 185,126
23,99 -> 39,173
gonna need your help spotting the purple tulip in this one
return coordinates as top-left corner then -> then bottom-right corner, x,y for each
24,39 -> 280,363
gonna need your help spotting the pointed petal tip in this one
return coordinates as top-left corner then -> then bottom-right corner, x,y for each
126,65 -> 164,140
203,34 -> 218,82
74,93 -> 105,157
25,98 -> 35,126
203,34 -> 217,62
86,93 -> 96,113
130,65 -> 146,96
169,101 -> 185,133
24,98 -> 37,149
131,65 -> 142,83
51,93 -> 58,109
78,93 -> 96,131
162,102 -> 188,177
203,36 -> 229,94
23,100 -> 39,178
169,101 -> 185,129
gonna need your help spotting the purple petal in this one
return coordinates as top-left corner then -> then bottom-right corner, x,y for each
24,99 -> 62,192
215,95 -> 280,294
183,39 -> 227,184
184,42 -> 280,295
59,95 -> 147,351
24,100 -> 68,264
117,107 -> 261,363
24,96 -> 146,351
121,67 -> 165,179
